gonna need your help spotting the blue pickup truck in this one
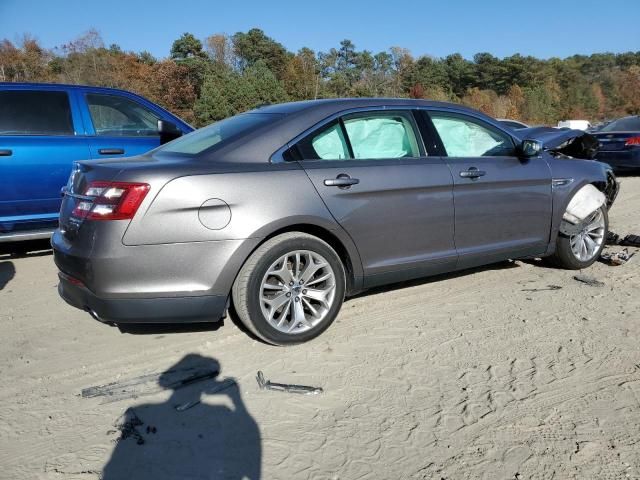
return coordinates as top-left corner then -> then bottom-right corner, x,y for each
0,83 -> 193,241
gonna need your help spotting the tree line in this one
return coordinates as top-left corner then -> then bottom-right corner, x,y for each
1,28 -> 639,127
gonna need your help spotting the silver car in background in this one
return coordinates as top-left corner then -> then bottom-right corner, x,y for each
52,99 -> 618,345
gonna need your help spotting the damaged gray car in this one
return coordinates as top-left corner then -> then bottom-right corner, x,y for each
52,99 -> 618,345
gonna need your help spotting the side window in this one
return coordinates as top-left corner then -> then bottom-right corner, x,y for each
85,93 -> 159,137
343,112 -> 421,159
296,121 -> 350,160
293,111 -> 422,161
0,90 -> 73,135
429,112 -> 515,157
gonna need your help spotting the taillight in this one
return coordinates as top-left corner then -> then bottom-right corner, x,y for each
625,136 -> 640,146
71,181 -> 150,220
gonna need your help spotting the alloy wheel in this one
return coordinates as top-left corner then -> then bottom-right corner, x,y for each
259,250 -> 336,334
569,209 -> 605,262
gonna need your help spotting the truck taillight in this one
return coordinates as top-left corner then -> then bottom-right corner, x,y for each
625,136 -> 640,146
71,181 -> 150,220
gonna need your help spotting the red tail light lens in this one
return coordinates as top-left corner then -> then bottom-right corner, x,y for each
625,136 -> 640,146
71,181 -> 150,220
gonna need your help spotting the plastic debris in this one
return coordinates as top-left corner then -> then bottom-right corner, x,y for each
620,234 -> 640,248
600,248 -> 634,266
256,371 -> 323,395
606,231 -> 620,246
114,408 -> 145,445
573,275 -> 605,287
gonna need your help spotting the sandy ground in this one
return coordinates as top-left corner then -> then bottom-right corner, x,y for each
1,177 -> 640,480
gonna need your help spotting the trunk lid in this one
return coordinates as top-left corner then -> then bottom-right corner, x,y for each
592,131 -> 639,152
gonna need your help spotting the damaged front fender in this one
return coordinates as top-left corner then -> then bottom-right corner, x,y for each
518,127 -> 600,159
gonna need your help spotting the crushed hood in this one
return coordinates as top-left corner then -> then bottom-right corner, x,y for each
517,127 -> 600,159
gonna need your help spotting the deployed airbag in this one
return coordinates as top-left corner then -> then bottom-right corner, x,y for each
563,184 -> 606,225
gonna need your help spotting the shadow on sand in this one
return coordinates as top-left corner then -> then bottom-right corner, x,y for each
102,354 -> 261,479
0,261 -> 15,290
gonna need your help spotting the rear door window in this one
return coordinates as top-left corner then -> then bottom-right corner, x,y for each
343,112 -> 421,159
85,93 -> 159,137
0,90 -> 74,135
294,110 -> 423,161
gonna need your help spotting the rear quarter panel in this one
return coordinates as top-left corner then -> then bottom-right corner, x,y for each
115,162 -> 364,294
122,166 -> 339,245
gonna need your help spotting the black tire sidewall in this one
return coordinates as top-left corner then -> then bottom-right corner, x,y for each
244,236 -> 346,345
556,206 -> 608,270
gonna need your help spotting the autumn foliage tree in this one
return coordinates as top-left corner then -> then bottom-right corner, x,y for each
2,28 -> 639,127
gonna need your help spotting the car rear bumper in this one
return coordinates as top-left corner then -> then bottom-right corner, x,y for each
57,271 -> 228,324
51,226 -> 260,324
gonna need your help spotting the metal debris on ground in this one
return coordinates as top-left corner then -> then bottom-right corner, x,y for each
175,399 -> 200,412
256,371 -> 323,395
174,378 -> 237,412
573,274 -> 605,287
521,285 -> 563,292
600,248 -> 634,266
81,366 -> 220,403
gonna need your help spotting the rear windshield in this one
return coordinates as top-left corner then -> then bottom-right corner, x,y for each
600,117 -> 640,132
158,113 -> 282,155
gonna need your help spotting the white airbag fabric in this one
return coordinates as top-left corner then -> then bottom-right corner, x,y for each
344,117 -> 413,159
563,184 -> 606,224
431,117 -> 501,157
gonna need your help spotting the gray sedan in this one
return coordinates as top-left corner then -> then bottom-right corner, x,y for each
52,99 -> 618,345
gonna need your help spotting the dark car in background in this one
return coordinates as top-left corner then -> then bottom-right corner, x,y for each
592,115 -> 640,172
0,83 -> 192,242
52,98 -> 618,345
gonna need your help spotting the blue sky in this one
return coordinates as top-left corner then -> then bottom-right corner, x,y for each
2,0 -> 638,60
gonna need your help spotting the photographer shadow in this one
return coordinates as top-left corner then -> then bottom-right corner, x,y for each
102,354 -> 261,479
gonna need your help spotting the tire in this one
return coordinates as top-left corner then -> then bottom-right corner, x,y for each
547,205 -> 608,270
232,232 -> 346,345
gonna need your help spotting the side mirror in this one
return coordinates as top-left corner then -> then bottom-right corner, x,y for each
518,139 -> 543,158
157,119 -> 183,145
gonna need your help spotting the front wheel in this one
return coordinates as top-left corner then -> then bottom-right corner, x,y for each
548,206 -> 608,269
232,232 -> 346,345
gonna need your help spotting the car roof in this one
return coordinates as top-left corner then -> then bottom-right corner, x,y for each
209,98 -> 510,163
0,81 -> 140,96
251,97 -> 482,116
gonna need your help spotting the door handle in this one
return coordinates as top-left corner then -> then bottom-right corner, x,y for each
324,174 -> 360,189
98,148 -> 125,155
459,167 -> 486,179
0,149 -> 12,156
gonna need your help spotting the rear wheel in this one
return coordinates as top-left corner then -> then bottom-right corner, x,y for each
548,205 -> 607,269
232,232 -> 346,345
